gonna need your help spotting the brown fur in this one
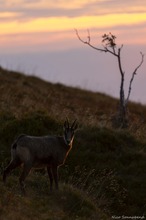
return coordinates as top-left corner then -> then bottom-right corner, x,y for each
3,119 -> 78,195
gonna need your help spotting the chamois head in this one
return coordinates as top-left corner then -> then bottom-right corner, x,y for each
63,119 -> 78,145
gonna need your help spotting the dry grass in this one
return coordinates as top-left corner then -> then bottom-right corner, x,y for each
0,66 -> 146,218
1,67 -> 146,130
0,175 -> 108,220
0,67 -> 118,124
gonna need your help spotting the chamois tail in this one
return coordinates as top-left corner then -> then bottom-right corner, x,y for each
12,142 -> 17,149
12,134 -> 26,150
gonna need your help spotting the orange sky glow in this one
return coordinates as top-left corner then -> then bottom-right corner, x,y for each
0,0 -> 146,51
0,13 -> 146,35
0,0 -> 146,103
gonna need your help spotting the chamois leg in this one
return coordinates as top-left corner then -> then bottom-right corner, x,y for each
19,163 -> 32,195
3,159 -> 21,183
52,165 -> 59,190
47,166 -> 53,191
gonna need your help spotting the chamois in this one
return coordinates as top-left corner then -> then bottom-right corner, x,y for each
3,119 -> 78,194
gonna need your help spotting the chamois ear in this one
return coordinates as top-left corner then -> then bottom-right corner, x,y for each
64,118 -> 69,130
66,117 -> 69,128
71,119 -> 78,131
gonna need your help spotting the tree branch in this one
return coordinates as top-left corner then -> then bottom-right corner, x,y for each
117,47 -> 124,77
133,52 -> 144,75
75,29 -> 117,56
116,46 -> 126,110
126,52 -> 144,104
75,28 -> 145,128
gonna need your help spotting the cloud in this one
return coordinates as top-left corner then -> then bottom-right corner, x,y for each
0,0 -> 146,52
0,0 -> 146,21
0,12 -> 146,35
93,0 -> 146,14
1,0 -> 98,10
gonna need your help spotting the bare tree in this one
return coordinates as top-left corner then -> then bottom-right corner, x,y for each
75,30 -> 144,128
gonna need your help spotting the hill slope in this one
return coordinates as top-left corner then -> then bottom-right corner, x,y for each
0,66 -> 121,122
0,67 -> 146,219
1,66 -> 146,125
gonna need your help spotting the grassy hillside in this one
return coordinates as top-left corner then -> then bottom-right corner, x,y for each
0,66 -> 146,219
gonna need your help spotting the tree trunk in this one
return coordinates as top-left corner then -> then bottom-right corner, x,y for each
112,103 -> 128,128
112,69 -> 128,128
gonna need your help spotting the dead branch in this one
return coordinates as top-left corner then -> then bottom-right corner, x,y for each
75,28 -> 145,128
75,29 -> 117,56
126,52 -> 144,104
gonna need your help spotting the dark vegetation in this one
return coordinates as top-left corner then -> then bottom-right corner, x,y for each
0,66 -> 146,219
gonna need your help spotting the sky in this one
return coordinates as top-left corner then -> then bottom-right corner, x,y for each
0,0 -> 146,104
